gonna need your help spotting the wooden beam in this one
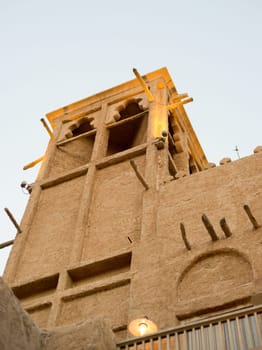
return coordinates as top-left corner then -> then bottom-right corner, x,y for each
202,214 -> 219,241
171,93 -> 188,102
167,97 -> 193,111
4,208 -> 22,233
180,223 -> 191,250
130,159 -> 149,190
243,205 -> 260,229
107,110 -> 148,129
56,129 -> 96,147
23,156 -> 44,170
133,68 -> 154,102
0,239 -> 14,249
220,218 -> 232,237
168,153 -> 178,176
40,118 -> 53,138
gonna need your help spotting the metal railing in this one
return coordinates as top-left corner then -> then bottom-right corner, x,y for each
117,305 -> 262,350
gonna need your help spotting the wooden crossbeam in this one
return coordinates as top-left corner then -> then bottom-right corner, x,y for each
133,68 -> 154,102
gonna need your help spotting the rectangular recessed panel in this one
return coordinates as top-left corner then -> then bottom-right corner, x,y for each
12,273 -> 59,300
15,175 -> 85,281
68,252 -> 131,287
58,281 -> 130,329
82,155 -> 145,261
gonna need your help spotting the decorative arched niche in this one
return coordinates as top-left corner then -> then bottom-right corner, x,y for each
107,96 -> 149,123
50,116 -> 96,177
106,98 -> 148,156
176,249 -> 254,320
64,117 -> 95,139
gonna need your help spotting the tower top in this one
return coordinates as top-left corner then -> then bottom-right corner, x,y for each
46,67 -> 207,169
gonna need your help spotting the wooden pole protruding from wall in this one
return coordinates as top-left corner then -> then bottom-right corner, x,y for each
180,223 -> 191,251
130,160 -> 149,190
243,204 -> 260,229
4,208 -> 22,233
23,156 -> 44,170
220,218 -> 232,238
166,97 -> 193,111
171,93 -> 188,102
133,68 -> 154,102
40,118 -> 53,138
202,214 -> 219,241
0,239 -> 14,249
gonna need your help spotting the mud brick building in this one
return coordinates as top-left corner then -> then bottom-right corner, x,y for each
3,67 -> 262,349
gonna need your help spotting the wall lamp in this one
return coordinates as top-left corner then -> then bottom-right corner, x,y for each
128,317 -> 158,337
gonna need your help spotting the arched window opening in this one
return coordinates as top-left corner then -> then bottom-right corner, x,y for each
71,119 -> 94,137
106,101 -> 148,156
119,101 -> 144,120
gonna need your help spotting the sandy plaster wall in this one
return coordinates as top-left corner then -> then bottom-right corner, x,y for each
128,153 -> 262,330
14,175 -> 85,282
81,155 -> 145,261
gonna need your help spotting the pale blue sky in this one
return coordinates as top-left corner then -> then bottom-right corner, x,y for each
0,0 -> 261,274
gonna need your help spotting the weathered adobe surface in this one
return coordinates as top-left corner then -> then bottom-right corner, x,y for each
128,152 -> 262,330
0,277 -> 116,350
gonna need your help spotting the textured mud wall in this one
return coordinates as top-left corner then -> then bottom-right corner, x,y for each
15,175 -> 85,282
48,138 -> 95,178
57,282 -> 130,328
42,319 -> 116,350
157,153 -> 261,248
0,278 -> 116,350
129,152 -> 262,329
0,277 -> 42,350
82,155 -> 145,261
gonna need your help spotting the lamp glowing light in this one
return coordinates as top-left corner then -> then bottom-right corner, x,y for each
128,317 -> 158,337
138,322 -> 148,336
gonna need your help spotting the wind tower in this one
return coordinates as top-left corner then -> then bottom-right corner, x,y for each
3,68 -> 262,348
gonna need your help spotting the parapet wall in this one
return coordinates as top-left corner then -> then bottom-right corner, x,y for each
129,151 -> 262,330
